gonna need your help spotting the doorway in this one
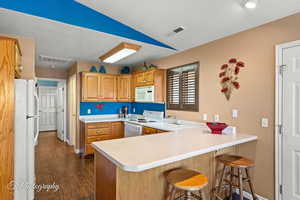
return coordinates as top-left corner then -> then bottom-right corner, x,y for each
276,40 -> 300,200
37,78 -> 67,142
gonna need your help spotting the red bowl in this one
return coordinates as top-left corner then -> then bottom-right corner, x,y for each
206,122 -> 228,134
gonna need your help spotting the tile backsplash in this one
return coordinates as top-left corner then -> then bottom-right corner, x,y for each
80,102 -> 165,116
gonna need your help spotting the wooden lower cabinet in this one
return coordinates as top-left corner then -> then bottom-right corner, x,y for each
142,126 -> 165,135
80,121 -> 124,156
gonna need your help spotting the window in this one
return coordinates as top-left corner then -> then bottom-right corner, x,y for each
167,62 -> 199,111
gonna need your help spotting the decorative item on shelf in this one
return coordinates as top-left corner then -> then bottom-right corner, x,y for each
121,66 -> 130,74
219,58 -> 246,100
95,104 -> 104,111
148,64 -> 157,70
206,122 -> 228,134
89,65 -> 97,72
99,65 -> 107,73
142,62 -> 148,71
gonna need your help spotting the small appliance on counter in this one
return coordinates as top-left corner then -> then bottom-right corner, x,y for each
119,106 -> 129,118
206,122 -> 228,134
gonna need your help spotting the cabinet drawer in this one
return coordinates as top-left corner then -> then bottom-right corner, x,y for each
87,135 -> 111,143
87,122 -> 111,129
87,127 -> 111,137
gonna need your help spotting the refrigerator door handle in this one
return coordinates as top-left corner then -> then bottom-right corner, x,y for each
26,115 -> 39,119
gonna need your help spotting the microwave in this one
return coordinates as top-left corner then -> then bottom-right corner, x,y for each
135,86 -> 155,102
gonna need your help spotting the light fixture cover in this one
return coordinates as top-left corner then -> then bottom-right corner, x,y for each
244,0 -> 258,9
100,42 -> 141,63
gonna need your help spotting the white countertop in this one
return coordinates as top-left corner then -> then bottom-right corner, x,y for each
92,128 -> 257,172
79,115 -> 205,132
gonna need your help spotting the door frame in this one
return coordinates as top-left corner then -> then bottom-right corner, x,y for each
37,77 -> 67,142
275,40 -> 300,200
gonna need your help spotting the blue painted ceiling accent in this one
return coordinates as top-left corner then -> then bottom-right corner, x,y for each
0,0 -> 176,50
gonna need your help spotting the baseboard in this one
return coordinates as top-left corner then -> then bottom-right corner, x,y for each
235,188 -> 268,200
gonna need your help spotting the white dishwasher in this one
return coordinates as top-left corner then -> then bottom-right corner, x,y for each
124,122 -> 143,137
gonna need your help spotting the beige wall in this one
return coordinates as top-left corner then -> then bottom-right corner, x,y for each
139,12 -> 300,199
0,34 -> 36,79
35,67 -> 68,79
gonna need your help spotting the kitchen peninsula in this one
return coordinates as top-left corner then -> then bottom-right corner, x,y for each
92,127 -> 257,200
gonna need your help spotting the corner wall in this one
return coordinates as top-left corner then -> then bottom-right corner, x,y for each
141,12 -> 300,199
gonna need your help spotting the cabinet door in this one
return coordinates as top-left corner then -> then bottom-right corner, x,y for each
111,122 -> 124,139
135,73 -> 145,86
82,73 -> 100,101
100,75 -> 117,101
0,39 -> 15,200
142,127 -> 157,135
144,70 -> 155,85
117,75 -> 132,101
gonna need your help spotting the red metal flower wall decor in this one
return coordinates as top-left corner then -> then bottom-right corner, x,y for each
219,58 -> 245,100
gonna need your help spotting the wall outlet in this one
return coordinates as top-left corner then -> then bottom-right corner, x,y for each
202,113 -> 208,121
87,109 -> 91,114
214,114 -> 220,122
261,118 -> 268,128
232,109 -> 238,119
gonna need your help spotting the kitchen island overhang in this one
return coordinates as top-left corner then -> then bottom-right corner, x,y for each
92,128 -> 257,200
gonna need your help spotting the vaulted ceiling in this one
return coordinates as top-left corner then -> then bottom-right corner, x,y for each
0,0 -> 299,69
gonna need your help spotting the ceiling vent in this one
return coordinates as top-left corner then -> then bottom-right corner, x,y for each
39,55 -> 73,64
173,26 -> 184,33
167,26 -> 185,37
39,55 -> 73,68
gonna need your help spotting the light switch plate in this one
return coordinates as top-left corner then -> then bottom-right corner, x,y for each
214,114 -> 220,122
232,109 -> 238,119
202,113 -> 208,121
261,118 -> 268,128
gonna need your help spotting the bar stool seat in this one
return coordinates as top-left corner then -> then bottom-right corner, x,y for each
213,154 -> 257,200
216,154 -> 255,168
165,168 -> 208,200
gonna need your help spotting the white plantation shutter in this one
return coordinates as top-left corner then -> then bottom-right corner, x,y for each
167,63 -> 199,111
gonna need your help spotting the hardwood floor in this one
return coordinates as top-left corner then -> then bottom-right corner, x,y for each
35,131 -> 94,200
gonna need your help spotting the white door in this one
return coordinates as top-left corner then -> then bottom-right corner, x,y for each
282,45 -> 300,200
39,86 -> 57,131
56,82 -> 65,141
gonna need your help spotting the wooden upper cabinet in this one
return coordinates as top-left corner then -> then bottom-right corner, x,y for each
143,70 -> 155,85
133,69 -> 165,102
82,72 -> 101,102
0,37 -> 18,200
14,43 -> 22,78
117,75 -> 132,102
81,73 -> 117,102
100,74 -> 117,101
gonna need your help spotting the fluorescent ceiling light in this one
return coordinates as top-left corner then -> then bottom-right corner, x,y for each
100,42 -> 141,63
244,0 -> 258,9
103,48 -> 137,63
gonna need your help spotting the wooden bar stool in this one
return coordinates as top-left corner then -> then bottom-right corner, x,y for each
165,168 -> 208,200
213,154 -> 257,200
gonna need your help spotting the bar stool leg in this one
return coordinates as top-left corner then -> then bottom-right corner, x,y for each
217,165 -> 227,194
200,190 -> 206,200
245,169 -> 257,200
170,187 -> 176,200
186,191 -> 192,200
238,168 -> 243,200
166,184 -> 173,200
229,167 -> 234,200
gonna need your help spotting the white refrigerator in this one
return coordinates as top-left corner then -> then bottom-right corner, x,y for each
14,79 -> 39,200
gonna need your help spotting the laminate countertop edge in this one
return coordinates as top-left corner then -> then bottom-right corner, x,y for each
92,134 -> 257,172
